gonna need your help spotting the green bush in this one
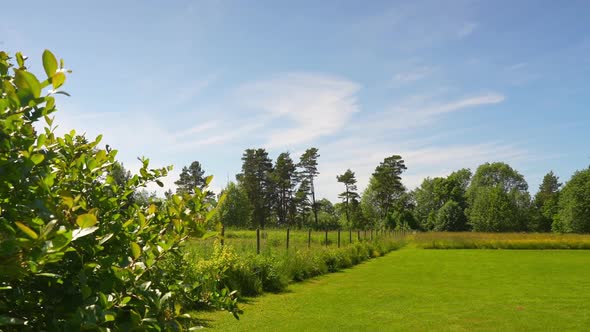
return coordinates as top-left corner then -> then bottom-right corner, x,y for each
0,50 -> 239,331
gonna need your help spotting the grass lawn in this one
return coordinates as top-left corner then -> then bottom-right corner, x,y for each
198,248 -> 590,331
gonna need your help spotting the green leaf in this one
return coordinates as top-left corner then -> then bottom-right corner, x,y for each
72,226 -> 98,241
76,214 -> 97,228
36,273 -> 60,278
15,222 -> 38,239
205,175 -> 214,186
14,69 -> 41,99
156,180 -> 164,187
41,220 -> 58,238
51,72 -> 66,89
206,209 -> 216,222
130,242 -> 141,260
62,195 -> 74,209
30,153 -> 44,165
46,96 -> 55,110
42,50 -> 58,78
98,233 -> 114,245
202,231 -> 218,240
37,134 -> 47,147
15,52 -> 25,68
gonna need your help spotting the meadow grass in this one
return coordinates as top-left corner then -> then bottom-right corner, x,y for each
198,248 -> 590,331
412,232 -> 590,249
182,229 -> 406,301
186,228 -> 402,259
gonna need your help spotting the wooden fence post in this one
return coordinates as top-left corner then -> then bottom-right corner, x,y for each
349,229 -> 352,244
308,228 -> 312,248
357,230 -> 361,242
220,224 -> 225,246
338,229 -> 341,248
286,228 -> 290,251
256,228 -> 260,255
325,229 -> 328,247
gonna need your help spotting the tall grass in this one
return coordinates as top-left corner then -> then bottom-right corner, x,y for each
183,229 -> 406,302
413,232 -> 590,249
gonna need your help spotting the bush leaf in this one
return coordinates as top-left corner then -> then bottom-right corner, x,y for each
42,50 -> 58,78
76,214 -> 97,228
72,226 -> 98,241
15,222 -> 38,239
130,242 -> 141,260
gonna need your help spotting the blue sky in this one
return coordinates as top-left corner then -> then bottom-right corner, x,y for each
2,0 -> 589,200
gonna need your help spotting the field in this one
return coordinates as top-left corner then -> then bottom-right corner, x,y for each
187,228 -> 407,258
195,236 -> 590,331
412,232 -> 590,249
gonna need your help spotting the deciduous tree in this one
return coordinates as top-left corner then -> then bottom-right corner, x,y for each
553,168 -> 590,233
466,162 -> 531,232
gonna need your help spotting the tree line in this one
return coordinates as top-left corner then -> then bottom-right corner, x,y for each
173,149 -> 590,233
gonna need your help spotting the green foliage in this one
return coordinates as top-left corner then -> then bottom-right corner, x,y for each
0,50 -> 237,330
272,152 -> 297,226
360,177 -> 382,229
175,161 -> 213,198
530,171 -> 561,232
433,200 -> 465,231
370,155 -> 407,221
184,230 -> 404,304
466,162 -> 531,232
336,169 -> 359,227
216,182 -> 253,228
553,168 -> 590,233
414,169 -> 471,231
386,192 -> 418,230
298,148 -> 320,227
238,149 -> 274,229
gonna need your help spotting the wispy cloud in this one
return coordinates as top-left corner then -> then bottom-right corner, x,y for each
237,73 -> 360,148
352,2 -> 479,51
316,139 -> 532,201
313,91 -> 511,200
172,121 -> 218,139
353,92 -> 505,134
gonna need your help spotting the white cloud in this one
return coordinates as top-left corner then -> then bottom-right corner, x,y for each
237,73 -> 360,148
315,140 -> 531,201
312,92 -> 512,200
423,93 -> 505,115
353,92 -> 505,134
172,121 -> 218,139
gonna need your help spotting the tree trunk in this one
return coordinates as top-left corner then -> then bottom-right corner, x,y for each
310,178 -> 318,228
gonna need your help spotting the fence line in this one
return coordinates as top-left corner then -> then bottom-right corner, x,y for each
214,227 -> 409,255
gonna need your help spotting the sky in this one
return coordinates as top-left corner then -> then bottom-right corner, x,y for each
2,0 -> 589,201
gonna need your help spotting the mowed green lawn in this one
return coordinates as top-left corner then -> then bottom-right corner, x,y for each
199,248 -> 590,331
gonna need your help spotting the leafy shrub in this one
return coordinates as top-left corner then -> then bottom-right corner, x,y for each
553,168 -> 590,233
0,50 -> 239,331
